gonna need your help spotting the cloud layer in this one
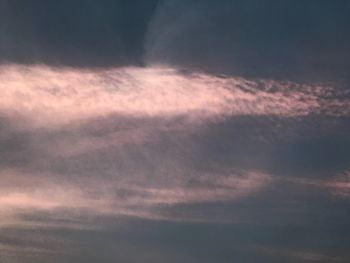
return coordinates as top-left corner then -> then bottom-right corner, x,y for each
1,2 -> 350,262
1,64 -> 349,217
0,64 -> 350,262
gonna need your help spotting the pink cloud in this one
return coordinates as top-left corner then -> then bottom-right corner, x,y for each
1,64 -> 349,228
1,64 -> 346,129
0,168 -> 272,227
281,172 -> 350,199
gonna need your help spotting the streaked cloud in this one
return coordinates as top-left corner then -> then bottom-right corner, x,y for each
0,64 -> 349,262
1,65 -> 349,225
1,2 -> 350,262
2,64 -> 347,128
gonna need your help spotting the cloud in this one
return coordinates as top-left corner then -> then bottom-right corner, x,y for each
0,169 -> 272,228
1,64 -> 348,127
285,172 -> 350,199
1,2 -> 350,261
241,244 -> 346,263
0,65 -> 349,217
0,64 -> 350,262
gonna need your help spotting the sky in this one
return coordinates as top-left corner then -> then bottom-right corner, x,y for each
0,1 -> 350,262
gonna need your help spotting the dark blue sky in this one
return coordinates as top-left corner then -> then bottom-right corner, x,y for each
1,0 -> 349,80
0,0 -> 158,66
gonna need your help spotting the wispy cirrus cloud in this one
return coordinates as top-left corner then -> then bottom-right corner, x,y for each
1,64 -> 350,227
1,64 -> 350,262
2,64 -> 346,128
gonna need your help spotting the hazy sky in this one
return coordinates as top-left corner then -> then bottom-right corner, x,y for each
0,1 -> 350,262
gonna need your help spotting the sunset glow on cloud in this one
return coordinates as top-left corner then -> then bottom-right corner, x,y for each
1,64 -> 349,227
1,64 -> 348,126
1,1 -> 350,262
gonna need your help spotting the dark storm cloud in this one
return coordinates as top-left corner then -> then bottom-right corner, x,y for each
0,0 -> 158,67
146,0 -> 350,81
